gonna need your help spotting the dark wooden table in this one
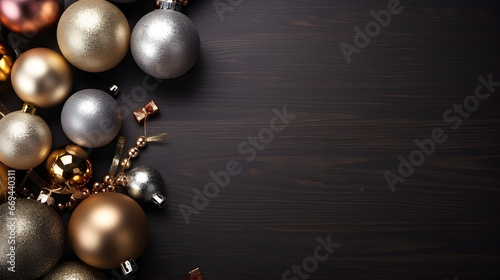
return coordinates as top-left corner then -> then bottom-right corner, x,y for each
1,0 -> 500,279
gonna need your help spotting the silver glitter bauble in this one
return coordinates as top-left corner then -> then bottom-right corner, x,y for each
61,89 -> 122,148
43,261 -> 107,280
0,199 -> 65,280
131,9 -> 200,79
125,166 -> 167,208
0,111 -> 52,170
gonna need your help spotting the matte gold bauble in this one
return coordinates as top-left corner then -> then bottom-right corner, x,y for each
11,48 -> 72,108
43,261 -> 107,280
68,192 -> 148,269
56,0 -> 130,72
0,110 -> 52,170
0,40 -> 15,90
0,199 -> 65,280
46,145 -> 92,192
0,0 -> 63,34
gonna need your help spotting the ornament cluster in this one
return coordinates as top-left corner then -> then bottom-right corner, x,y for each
0,0 -> 202,279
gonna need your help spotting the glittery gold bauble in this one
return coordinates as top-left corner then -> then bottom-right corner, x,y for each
0,110 -> 52,170
0,199 -> 65,280
56,0 -> 130,72
43,261 -> 107,280
0,40 -> 15,90
46,145 -> 92,193
69,192 -> 148,269
0,163 -> 8,204
11,48 -> 72,108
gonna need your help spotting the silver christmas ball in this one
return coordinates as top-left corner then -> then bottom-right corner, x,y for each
0,111 -> 52,170
0,199 -> 65,280
61,89 -> 122,148
131,9 -> 200,79
43,261 -> 107,280
125,166 -> 167,208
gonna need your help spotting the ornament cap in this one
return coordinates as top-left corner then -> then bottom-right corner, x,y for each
108,84 -> 120,97
156,0 -> 186,11
37,193 -> 55,207
21,103 -> 37,115
152,193 -> 167,208
121,259 -> 139,275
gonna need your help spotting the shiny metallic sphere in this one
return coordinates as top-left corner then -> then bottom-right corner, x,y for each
131,9 -> 200,79
125,166 -> 166,208
61,89 -> 122,148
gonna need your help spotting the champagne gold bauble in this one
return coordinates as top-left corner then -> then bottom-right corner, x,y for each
0,110 -> 52,170
0,0 -> 63,34
43,261 -> 107,280
11,48 -> 72,108
0,40 -> 15,90
0,199 -> 65,280
57,0 -> 130,72
46,145 -> 92,192
69,192 -> 148,269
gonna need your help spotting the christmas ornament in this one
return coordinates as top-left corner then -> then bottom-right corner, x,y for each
61,87 -> 122,148
0,199 -> 65,280
57,0 -> 130,72
0,105 -> 52,170
184,267 -> 204,280
68,192 -> 148,273
131,0 -> 200,79
43,261 -> 107,280
125,165 -> 167,208
11,48 -> 72,108
0,39 -> 15,90
0,0 -> 63,34
0,163 -> 8,204
46,145 -> 92,192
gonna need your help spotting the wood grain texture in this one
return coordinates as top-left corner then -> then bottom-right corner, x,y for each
1,0 -> 499,279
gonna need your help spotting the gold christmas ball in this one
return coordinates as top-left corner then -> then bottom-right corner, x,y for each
68,192 -> 148,269
56,0 -> 130,73
11,48 -> 72,108
46,145 -> 92,193
0,40 -> 15,91
0,110 -> 52,170
43,261 -> 107,280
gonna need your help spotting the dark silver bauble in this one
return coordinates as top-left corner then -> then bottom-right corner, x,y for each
130,9 -> 200,79
0,199 -> 65,280
125,166 -> 167,208
61,89 -> 122,148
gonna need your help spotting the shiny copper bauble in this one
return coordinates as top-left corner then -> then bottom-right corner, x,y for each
0,40 -> 15,90
0,0 -> 63,34
46,145 -> 92,192
68,192 -> 148,269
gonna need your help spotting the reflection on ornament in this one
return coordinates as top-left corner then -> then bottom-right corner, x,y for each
0,40 -> 15,91
125,165 -> 167,208
61,88 -> 122,148
131,0 -> 200,79
46,145 -> 92,192
43,261 -> 107,280
68,192 -> 148,272
0,163 -> 8,204
0,199 -> 65,280
0,0 -> 63,34
11,48 -> 72,108
57,0 -> 130,72
0,106 -> 52,170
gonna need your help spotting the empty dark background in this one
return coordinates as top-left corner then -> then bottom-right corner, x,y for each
1,0 -> 499,279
